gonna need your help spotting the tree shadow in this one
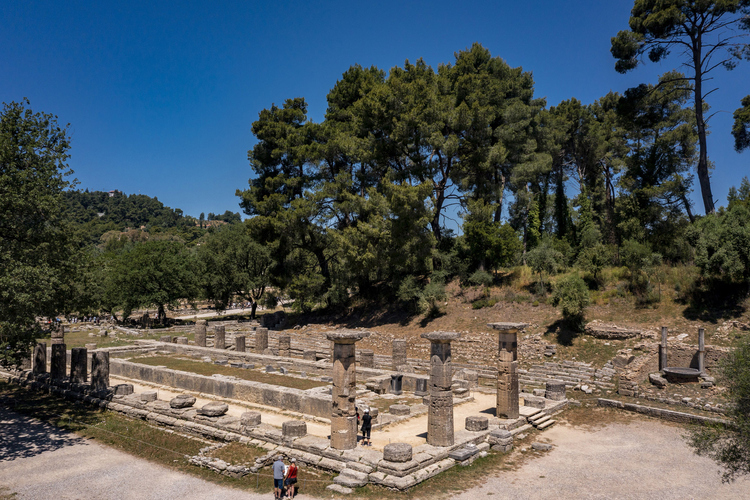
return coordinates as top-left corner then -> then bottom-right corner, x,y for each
681,283 -> 748,324
546,319 -> 579,347
0,405 -> 87,462
419,309 -> 447,328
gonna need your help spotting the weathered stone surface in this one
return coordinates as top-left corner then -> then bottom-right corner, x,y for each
487,322 -> 528,333
389,404 -> 410,416
383,443 -> 413,463
198,402 -> 229,417
194,320 -> 207,347
140,391 -> 158,402
159,335 -> 173,343
213,325 -> 226,350
545,380 -> 567,401
392,339 -> 407,370
423,331 -> 460,447
175,336 -> 189,345
278,334 -> 291,357
50,343 -> 66,381
235,335 -> 246,352
50,323 -> 65,345
523,395 -> 546,409
449,446 -> 477,461
240,411 -> 261,427
113,383 -> 134,396
91,351 -> 109,391
389,374 -> 403,395
488,429 -> 513,446
70,347 -> 88,384
465,415 -> 488,431
585,320 -> 640,339
303,350 -> 317,361
330,331 -> 367,450
170,394 -> 196,408
326,329 -> 372,343
649,373 -> 668,388
255,328 -> 268,353
414,378 -> 428,396
359,349 -> 374,368
532,442 -> 553,451
613,354 -> 635,368
33,343 -> 47,376
282,420 -> 307,439
85,343 -> 97,350
497,350 -> 519,418
326,484 -> 353,495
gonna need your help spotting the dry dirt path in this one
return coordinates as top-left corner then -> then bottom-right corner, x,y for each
450,417 -> 750,500
0,406 -> 311,500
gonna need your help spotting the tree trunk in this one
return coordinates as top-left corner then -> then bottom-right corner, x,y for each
693,35 -> 715,215
250,301 -> 258,319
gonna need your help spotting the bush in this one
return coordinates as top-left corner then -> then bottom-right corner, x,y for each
422,281 -> 447,316
525,241 -> 564,294
552,274 -> 590,330
471,298 -> 498,309
468,269 -> 494,288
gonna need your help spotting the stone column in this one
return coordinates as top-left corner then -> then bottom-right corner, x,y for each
91,351 -> 110,391
235,335 -> 246,353
194,320 -> 207,347
392,339 -> 407,370
33,343 -> 47,376
50,344 -> 67,381
496,350 -> 519,418
659,326 -> 668,370
70,347 -> 88,384
255,327 -> 269,354
278,334 -> 291,357
50,323 -> 65,345
421,331 -> 461,447
698,328 -> 705,374
326,329 -> 371,450
359,349 -> 374,369
214,325 -> 225,350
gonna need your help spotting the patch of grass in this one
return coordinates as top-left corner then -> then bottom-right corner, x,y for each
207,442 -> 267,465
39,327 -> 193,350
127,355 -> 329,390
544,333 -> 622,368
472,298 -> 498,310
0,486 -> 17,500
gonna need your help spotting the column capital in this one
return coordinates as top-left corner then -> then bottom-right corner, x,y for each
325,329 -> 371,344
487,322 -> 528,333
421,331 -> 461,343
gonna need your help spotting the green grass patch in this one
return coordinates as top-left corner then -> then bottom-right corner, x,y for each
207,442 -> 266,465
128,355 -> 329,390
39,327 -> 193,350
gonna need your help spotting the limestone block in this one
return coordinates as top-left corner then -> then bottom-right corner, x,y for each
389,404 -> 410,416
303,350 -> 317,361
465,415 -> 488,431
240,411 -> 262,427
50,324 -> 65,345
198,402 -> 229,417
85,343 -> 97,350
70,347 -> 87,384
170,394 -> 196,408
523,395 -> 546,409
282,420 -> 307,439
488,429 -> 513,446
159,335 -> 173,343
392,339 -> 407,370
278,334 -> 291,357
195,320 -> 207,347
176,336 -> 189,344
532,442 -> 553,451
33,343 -> 47,376
50,344 -> 67,381
214,326 -> 226,350
140,391 -> 158,402
649,373 -> 667,388
448,446 -> 477,461
235,335 -> 246,352
255,327 -> 268,353
91,351 -> 110,391
545,380 -> 567,401
113,384 -> 134,396
383,443 -> 413,463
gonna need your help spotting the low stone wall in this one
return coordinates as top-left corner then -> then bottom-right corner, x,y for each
110,359 -> 332,419
518,361 -> 616,391
597,398 -> 730,426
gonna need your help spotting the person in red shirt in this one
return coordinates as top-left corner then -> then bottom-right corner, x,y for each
284,458 -> 298,498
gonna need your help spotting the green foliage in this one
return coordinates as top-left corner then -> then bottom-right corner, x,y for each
468,270 -> 494,288
471,298 -> 498,309
733,96 -> 750,152
525,240 -> 564,293
108,240 -> 199,321
0,100 -> 75,365
688,335 -> 750,482
620,239 -> 663,304
576,243 -> 611,288
552,274 -> 590,330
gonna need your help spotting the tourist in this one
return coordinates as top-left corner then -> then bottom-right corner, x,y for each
361,408 -> 372,446
272,455 -> 285,499
284,457 -> 298,498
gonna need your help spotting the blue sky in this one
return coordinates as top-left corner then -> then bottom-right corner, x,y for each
2,0 -> 748,220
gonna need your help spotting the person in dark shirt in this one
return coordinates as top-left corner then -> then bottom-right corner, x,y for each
361,408 -> 372,446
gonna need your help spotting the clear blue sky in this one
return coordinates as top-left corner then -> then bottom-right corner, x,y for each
2,0 -> 748,219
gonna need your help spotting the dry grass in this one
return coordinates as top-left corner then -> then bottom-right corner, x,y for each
127,355 -> 329,390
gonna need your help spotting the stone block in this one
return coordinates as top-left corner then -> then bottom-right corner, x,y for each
85,343 -> 97,350
465,415 -> 488,431
194,320 -> 207,347
176,336 -> 188,344
532,442 -> 553,451
282,420 -> 307,439
113,384 -> 134,396
91,351 -> 109,391
159,335 -> 173,343
545,380 -> 567,401
303,350 -> 317,361
198,402 -> 229,417
240,411 -> 262,427
33,343 -> 47,376
523,395 -> 546,409
255,327 -> 268,353
50,343 -> 66,381
389,404 -> 410,416
448,446 -> 477,461
278,334 -> 291,357
170,394 -> 196,408
649,373 -> 667,388
235,335 -> 246,352
70,347 -> 87,384
213,325 -> 226,350
140,391 -> 158,402
383,443 -> 413,463
359,349 -> 374,368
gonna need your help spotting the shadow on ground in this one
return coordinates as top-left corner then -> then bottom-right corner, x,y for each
0,403 -> 86,462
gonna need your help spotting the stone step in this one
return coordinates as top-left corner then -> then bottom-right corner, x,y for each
528,411 -> 549,423
519,406 -> 542,418
537,419 -> 556,430
326,484 -> 353,495
532,415 -> 551,427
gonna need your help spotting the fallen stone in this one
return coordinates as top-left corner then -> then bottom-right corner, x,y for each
240,411 -> 262,427
449,446 -> 477,461
326,484 -> 353,495
649,373 -> 668,388
140,391 -> 158,402
389,404 -> 410,416
383,443 -> 412,463
198,402 -> 229,417
532,442 -> 553,451
265,365 -> 275,373
170,394 -> 196,408
282,420 -> 307,439
113,384 -> 134,396
465,415 -> 489,431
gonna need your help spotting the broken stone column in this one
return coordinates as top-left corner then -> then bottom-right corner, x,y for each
698,327 -> 705,374
235,335 -> 246,352
392,339 -> 407,371
194,320 -> 207,347
91,351 -> 110,392
50,344 -> 66,381
70,347 -> 88,384
214,325 -> 226,350
496,350 -> 519,418
421,331 -> 461,447
278,334 -> 291,357
545,379 -> 566,401
487,322 -> 529,361
33,343 -> 47,376
50,323 -> 65,345
326,329 -> 371,450
359,349 -> 374,368
659,326 -> 668,370
255,327 -> 268,354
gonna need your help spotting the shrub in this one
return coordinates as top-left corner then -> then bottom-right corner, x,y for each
552,274 -> 590,330
468,269 -> 494,288
525,242 -> 564,294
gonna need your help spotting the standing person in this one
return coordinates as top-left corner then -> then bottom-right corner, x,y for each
272,455 -> 285,499
361,408 -> 372,446
284,458 -> 298,498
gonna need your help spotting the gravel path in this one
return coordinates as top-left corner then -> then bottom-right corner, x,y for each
451,417 -> 750,500
0,406 -> 307,500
